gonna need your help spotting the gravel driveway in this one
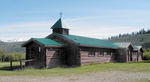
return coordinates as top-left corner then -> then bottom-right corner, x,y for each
0,71 -> 150,82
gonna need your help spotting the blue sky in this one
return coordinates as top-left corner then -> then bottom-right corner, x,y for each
0,0 -> 150,41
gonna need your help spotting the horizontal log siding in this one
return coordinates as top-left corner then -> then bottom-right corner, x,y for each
138,52 -> 143,61
26,42 -> 46,68
132,51 -> 143,62
48,34 -> 81,66
46,48 -> 66,68
80,51 -> 112,65
132,52 -> 138,62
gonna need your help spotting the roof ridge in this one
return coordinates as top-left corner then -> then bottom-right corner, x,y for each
32,38 -> 50,39
115,42 -> 131,43
55,33 -> 119,49
61,34 -> 112,42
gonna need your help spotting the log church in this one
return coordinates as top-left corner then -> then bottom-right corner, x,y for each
22,18 -> 144,68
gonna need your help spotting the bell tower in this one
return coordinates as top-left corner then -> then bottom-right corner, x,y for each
51,18 -> 69,35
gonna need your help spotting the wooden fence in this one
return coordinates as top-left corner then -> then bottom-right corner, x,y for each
10,59 -> 33,70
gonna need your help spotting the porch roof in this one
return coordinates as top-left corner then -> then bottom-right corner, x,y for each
22,38 -> 63,47
133,46 -> 142,51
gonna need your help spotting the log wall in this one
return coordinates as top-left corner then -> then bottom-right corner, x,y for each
116,48 -> 128,62
25,42 -> 46,68
79,47 -> 116,65
46,48 -> 65,68
47,34 -> 81,66
132,51 -> 143,62
80,51 -> 112,65
138,52 -> 143,61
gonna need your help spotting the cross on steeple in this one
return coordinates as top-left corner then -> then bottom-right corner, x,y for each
51,14 -> 69,35
60,12 -> 62,18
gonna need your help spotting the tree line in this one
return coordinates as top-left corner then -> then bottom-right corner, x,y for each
110,29 -> 150,39
0,48 -> 25,62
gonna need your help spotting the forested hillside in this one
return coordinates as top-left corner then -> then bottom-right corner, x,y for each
0,41 -> 25,53
110,29 -> 150,48
0,29 -> 150,53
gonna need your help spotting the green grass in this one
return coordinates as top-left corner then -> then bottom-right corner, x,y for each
121,79 -> 150,82
136,79 -> 150,82
126,79 -> 150,82
0,62 -> 150,76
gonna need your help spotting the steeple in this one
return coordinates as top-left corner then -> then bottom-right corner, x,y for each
51,18 -> 69,35
51,18 -> 63,29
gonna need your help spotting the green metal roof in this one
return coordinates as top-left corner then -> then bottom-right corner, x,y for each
133,46 -> 142,51
57,34 -> 119,49
114,42 -> 131,48
51,18 -> 63,29
31,38 -> 62,46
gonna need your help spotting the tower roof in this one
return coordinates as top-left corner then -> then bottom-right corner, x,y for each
51,18 -> 63,29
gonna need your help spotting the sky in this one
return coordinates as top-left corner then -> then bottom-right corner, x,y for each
0,0 -> 150,42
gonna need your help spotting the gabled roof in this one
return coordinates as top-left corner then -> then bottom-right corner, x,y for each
22,38 -> 63,47
51,18 -> 63,29
114,42 -> 132,48
55,33 -> 119,49
133,46 -> 142,51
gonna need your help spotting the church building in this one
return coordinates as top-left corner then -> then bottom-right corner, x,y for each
22,18 -> 143,68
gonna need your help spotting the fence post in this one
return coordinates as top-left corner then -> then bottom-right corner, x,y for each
10,59 -> 13,70
20,59 -> 23,70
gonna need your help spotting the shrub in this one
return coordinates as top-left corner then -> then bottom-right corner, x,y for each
0,49 -> 6,62
144,49 -> 150,52
8,53 -> 25,61
0,48 -> 25,62
143,52 -> 150,60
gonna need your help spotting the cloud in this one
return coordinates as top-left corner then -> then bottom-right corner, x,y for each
0,15 -> 149,42
70,25 -> 143,39
0,21 -> 53,41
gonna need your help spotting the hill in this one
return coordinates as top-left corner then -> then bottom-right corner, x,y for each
0,41 -> 25,53
109,29 -> 150,48
0,29 -> 150,53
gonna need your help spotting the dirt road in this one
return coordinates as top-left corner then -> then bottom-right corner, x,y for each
0,71 -> 150,82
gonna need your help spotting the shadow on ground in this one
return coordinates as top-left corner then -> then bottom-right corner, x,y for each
0,66 -> 23,71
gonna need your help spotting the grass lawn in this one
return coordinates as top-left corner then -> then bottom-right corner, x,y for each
0,62 -> 150,76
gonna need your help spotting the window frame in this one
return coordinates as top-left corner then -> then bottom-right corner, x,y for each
88,51 -> 95,57
97,51 -> 104,57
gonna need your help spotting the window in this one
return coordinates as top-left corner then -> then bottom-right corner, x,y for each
111,52 -> 114,55
48,48 -> 53,51
104,52 -> 107,55
97,51 -> 104,57
107,52 -> 111,55
105,51 -> 112,56
88,51 -> 95,57
38,47 -> 41,52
